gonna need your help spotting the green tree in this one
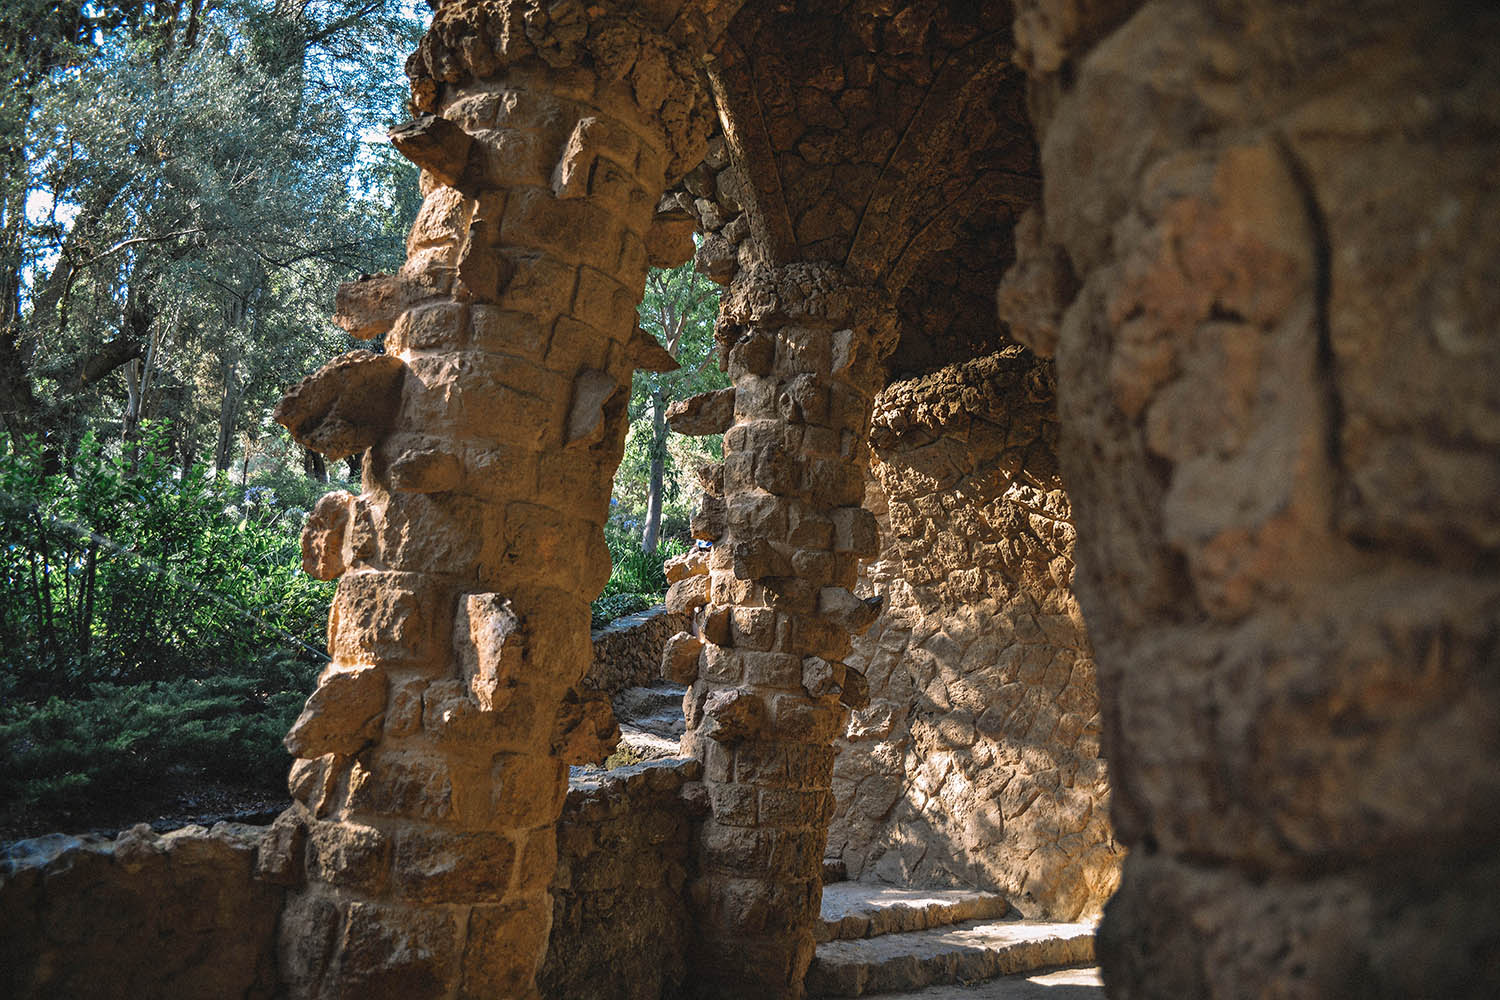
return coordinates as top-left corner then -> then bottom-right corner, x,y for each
627,260 -> 726,556
0,1 -> 423,469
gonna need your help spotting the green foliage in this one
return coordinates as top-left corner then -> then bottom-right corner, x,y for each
0,424 -> 332,696
611,260 -> 729,555
0,654 -> 315,814
0,425 -> 329,818
589,523 -> 688,627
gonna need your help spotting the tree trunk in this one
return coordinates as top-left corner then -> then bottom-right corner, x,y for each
642,381 -> 667,556
214,359 -> 242,474
302,447 -> 327,482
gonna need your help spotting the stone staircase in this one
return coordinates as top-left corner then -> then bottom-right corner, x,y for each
806,884 -> 1099,998
611,683 -> 686,760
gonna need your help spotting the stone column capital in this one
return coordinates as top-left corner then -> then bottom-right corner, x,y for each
407,0 -> 714,180
718,262 -> 897,331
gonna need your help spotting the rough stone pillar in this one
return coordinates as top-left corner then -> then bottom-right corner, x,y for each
1003,2 -> 1500,996
666,264 -> 896,998
266,4 -> 710,997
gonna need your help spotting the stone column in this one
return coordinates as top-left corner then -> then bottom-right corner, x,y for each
666,264 -> 896,998
265,4 -> 710,998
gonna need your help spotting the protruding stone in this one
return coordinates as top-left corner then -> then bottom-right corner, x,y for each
273,351 -> 406,460
667,386 -> 736,435
818,587 -> 881,635
554,687 -> 619,765
838,666 -> 870,711
565,368 -> 621,447
801,656 -> 844,699
454,594 -> 524,713
256,805 -> 309,886
629,326 -> 680,372
645,207 -> 698,268
285,664 -> 387,759
700,688 -> 768,744
302,491 -> 354,580
692,494 -> 727,541
390,114 -> 474,189
664,547 -> 710,582
663,631 -> 704,685
334,273 -> 421,339
666,573 -> 710,615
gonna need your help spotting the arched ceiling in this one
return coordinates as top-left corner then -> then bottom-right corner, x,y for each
703,0 -> 1041,378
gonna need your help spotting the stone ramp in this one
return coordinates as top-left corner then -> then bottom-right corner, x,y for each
859,966 -> 1103,1000
806,915 -> 1096,997
818,884 -> 1013,943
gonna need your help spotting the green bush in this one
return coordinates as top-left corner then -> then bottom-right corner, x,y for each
588,527 -> 687,628
0,428 -> 329,821
0,654 -> 316,814
0,428 -> 332,698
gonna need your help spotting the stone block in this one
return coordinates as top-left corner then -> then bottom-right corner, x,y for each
331,900 -> 460,998
392,829 -> 517,903
666,386 -> 736,436
284,663 -> 387,759
665,573 -> 710,615
304,821 -> 390,894
460,898 -> 552,1000
662,630 -> 704,685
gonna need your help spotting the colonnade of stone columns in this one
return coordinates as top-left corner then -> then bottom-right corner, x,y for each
268,3 -> 710,996
667,264 -> 897,998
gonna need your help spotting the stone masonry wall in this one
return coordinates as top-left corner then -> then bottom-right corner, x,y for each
827,348 -> 1120,920
1,760 -> 706,1000
540,757 -> 704,1000
0,824 -> 283,1000
587,604 -> 691,695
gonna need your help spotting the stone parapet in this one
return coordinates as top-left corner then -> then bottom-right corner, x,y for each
587,604 -> 691,695
0,824 -> 283,1000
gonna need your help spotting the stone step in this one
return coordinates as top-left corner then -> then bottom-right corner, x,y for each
612,684 -> 686,762
818,884 -> 1013,943
849,965 -> 1103,999
611,684 -> 686,738
805,917 -> 1096,997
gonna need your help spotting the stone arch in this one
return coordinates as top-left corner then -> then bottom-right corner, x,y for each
266,1 -> 1500,998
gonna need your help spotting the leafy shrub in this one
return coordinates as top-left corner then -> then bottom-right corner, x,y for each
0,428 -> 332,698
589,526 -> 687,627
0,428 -> 331,823
0,653 -> 317,814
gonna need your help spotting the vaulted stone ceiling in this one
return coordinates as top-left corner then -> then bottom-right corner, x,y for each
706,0 -> 1040,377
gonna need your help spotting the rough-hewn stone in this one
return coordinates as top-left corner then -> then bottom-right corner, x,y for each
681,262 -> 898,999
271,3 -> 715,996
587,604 -> 691,694
829,350 -> 1119,921
0,825 -> 283,1000
1006,1 -> 1500,996
540,758 -> 704,1000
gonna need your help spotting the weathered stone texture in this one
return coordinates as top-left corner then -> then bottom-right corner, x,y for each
587,604 -> 691,695
678,262 -> 898,999
829,349 -> 1120,921
540,757 -> 704,1000
0,824 -> 283,1000
1006,0 -> 1500,995
271,2 -> 716,996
